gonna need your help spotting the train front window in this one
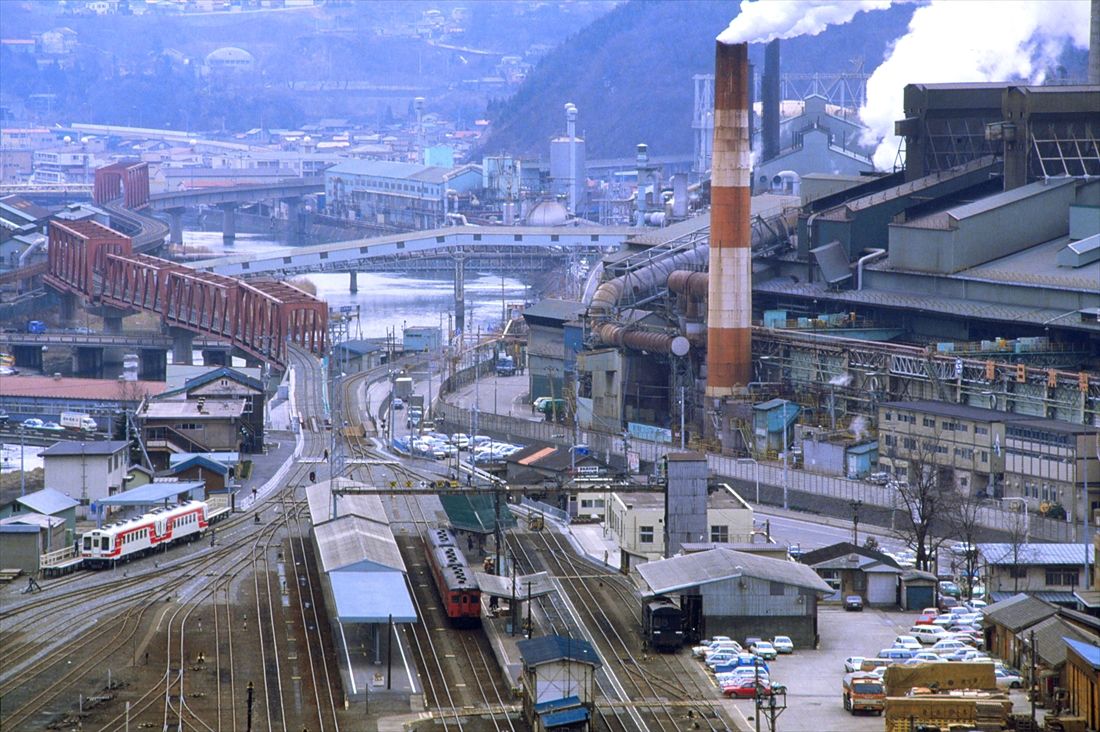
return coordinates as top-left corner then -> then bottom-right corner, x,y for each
100,537 -> 110,550
83,537 -> 91,550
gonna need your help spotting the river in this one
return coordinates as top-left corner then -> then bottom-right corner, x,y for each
182,231 -> 531,339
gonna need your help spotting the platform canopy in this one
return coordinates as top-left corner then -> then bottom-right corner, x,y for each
474,570 -> 556,600
93,481 -> 205,507
439,494 -> 517,534
330,571 -> 417,623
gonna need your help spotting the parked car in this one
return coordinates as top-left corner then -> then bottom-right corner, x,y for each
771,636 -> 794,654
868,471 -> 891,485
751,641 -> 778,660
844,595 -> 864,611
995,668 -> 1023,689
722,677 -> 773,699
391,397 -> 404,410
844,656 -> 866,673
914,613 -> 938,626
22,418 -> 44,430
929,639 -> 975,656
0,409 -> 8,424
691,637 -> 734,658
449,433 -> 470,449
909,625 -> 949,644
893,635 -> 922,652
939,580 -> 962,599
910,651 -> 946,663
878,647 -> 917,662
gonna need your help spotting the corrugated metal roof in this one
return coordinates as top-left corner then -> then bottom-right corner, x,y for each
329,571 -> 416,623
1065,636 -> 1100,669
17,487 -> 79,515
517,635 -> 601,668
1,513 -> 63,529
978,543 -> 1095,566
97,484 -> 204,506
883,401 -> 1016,423
0,375 -> 167,400
313,516 -> 405,574
518,447 -> 555,466
1030,615 -> 1097,668
522,299 -> 586,323
41,440 -> 129,457
305,479 -> 389,527
637,548 -> 833,596
981,593 -> 1057,632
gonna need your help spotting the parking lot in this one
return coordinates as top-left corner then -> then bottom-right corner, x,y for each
690,604 -> 1033,732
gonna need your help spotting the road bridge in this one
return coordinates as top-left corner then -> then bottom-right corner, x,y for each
43,215 -> 326,372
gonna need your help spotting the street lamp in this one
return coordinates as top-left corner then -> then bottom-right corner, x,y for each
736,457 -> 760,504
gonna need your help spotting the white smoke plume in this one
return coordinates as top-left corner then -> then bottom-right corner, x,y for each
717,0 -> 892,45
850,415 -> 869,441
860,0 -> 1091,170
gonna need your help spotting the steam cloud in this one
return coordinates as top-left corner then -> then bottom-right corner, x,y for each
859,0 -> 1091,169
717,0 -> 891,45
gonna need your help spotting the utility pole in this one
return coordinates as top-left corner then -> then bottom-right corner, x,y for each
850,500 -> 863,546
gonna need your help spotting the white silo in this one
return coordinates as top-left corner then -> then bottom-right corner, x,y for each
550,102 -> 585,216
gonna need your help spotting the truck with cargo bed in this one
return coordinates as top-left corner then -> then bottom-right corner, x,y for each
60,412 -> 97,432
843,672 -> 885,715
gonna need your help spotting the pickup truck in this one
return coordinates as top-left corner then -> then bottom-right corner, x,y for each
843,672 -> 885,715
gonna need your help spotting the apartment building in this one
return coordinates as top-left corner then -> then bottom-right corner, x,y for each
1004,419 -> 1100,525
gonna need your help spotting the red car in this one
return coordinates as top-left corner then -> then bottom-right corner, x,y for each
914,613 -> 937,625
722,677 -> 772,699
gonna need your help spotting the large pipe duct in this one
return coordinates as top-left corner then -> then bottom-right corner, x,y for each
668,270 -> 709,298
762,39 -> 780,163
708,41 -> 753,396
588,244 -> 709,316
593,321 -> 689,356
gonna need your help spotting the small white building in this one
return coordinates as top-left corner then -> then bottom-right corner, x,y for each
41,440 -> 129,518
605,484 -> 754,566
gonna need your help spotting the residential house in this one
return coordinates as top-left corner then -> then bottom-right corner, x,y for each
0,486 -> 79,538
137,398 -> 248,471
156,366 -> 265,452
41,440 -> 130,518
1025,612 -> 1100,708
800,542 -> 902,606
979,542 -> 1095,606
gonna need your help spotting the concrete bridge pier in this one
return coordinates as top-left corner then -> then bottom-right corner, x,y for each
58,292 -> 79,326
454,254 -> 466,334
219,203 -> 237,244
12,345 -> 44,372
139,348 -> 167,381
73,346 -> 105,378
283,197 -> 301,244
202,347 -> 229,367
170,327 -> 195,366
166,207 -> 186,246
349,270 -> 358,293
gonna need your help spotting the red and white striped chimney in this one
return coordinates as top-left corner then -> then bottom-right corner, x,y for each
707,41 -> 752,397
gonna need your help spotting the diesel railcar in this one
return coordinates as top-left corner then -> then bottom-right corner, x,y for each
81,500 -> 210,568
424,527 -> 481,626
643,595 -> 684,651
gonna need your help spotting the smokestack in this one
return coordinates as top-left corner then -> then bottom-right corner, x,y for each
707,41 -> 752,397
762,39 -> 780,163
566,102 -> 578,215
1091,0 -> 1100,85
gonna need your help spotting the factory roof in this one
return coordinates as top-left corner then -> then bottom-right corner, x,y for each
15,487 -> 79,515
305,478 -> 389,527
982,593 -> 1057,632
799,541 -> 901,570
961,234 -> 1100,292
978,543 -> 1095,567
881,400 -> 1020,422
753,277 -> 1100,335
41,440 -> 129,457
312,515 -> 406,574
898,178 -> 1075,231
0,375 -> 167,401
1007,419 -> 1100,436
637,547 -> 833,596
522,299 -> 586,324
325,159 -> 478,184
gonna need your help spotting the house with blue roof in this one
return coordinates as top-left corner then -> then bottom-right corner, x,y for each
0,487 -> 79,535
517,635 -> 601,731
1064,635 -> 1100,729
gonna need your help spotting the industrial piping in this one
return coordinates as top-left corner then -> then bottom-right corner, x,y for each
588,245 -> 710,316
708,41 -> 753,396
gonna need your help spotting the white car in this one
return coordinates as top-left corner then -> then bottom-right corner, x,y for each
994,668 -> 1023,689
449,433 -> 470,449
22,418 -> 44,430
911,651 -> 946,663
691,637 -> 733,658
893,635 -> 922,652
771,636 -> 794,654
930,639 -> 975,656
843,656 -> 865,673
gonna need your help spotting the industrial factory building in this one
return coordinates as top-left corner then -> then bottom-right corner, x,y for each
552,31 -> 1098,538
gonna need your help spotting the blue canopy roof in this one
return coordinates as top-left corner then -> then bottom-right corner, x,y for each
518,635 -> 601,668
330,571 -> 417,623
534,695 -> 582,713
542,707 -> 589,727
1065,636 -> 1100,669
95,481 -> 205,506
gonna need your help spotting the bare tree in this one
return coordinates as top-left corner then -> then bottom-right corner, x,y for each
947,491 -> 984,600
887,435 -> 958,573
